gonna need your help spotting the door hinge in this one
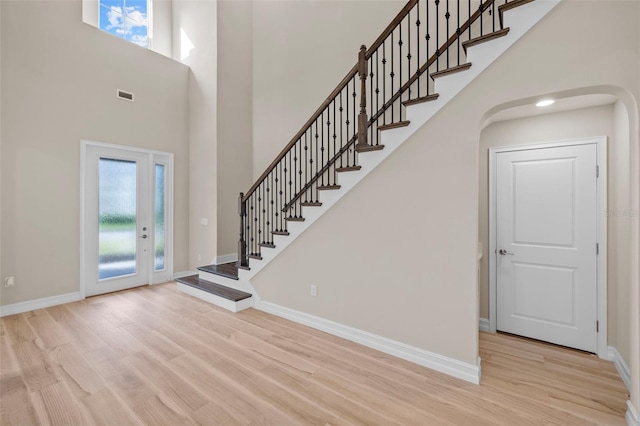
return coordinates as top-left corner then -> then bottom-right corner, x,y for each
596,243 -> 599,255
596,320 -> 599,332
596,165 -> 600,178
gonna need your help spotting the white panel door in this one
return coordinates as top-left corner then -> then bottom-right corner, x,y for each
496,144 -> 598,353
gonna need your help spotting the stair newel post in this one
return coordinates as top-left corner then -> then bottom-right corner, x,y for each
237,192 -> 248,268
357,45 -> 369,149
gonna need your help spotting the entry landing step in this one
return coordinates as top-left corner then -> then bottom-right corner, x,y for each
176,275 -> 252,313
197,262 -> 239,280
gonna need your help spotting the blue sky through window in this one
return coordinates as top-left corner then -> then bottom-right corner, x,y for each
99,0 -> 149,48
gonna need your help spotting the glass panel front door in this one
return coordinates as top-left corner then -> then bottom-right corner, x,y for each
99,158 -> 138,279
83,142 -> 173,297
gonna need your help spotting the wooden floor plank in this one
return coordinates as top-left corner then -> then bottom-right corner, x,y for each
0,282 -> 629,425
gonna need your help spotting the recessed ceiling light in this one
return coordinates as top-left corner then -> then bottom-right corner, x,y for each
536,99 -> 555,107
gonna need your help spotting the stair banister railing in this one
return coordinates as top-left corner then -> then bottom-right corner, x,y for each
238,0 -> 513,269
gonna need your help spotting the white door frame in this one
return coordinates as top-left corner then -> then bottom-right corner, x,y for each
488,136 -> 607,358
80,140 -> 174,298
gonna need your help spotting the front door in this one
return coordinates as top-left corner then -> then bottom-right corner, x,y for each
83,143 -> 172,297
496,143 -> 598,353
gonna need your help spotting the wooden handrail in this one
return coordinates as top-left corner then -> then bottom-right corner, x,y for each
282,0 -> 496,211
239,0 -> 503,265
242,63 -> 359,202
243,0 -> 417,202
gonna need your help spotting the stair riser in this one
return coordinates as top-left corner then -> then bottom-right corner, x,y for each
178,283 -> 253,313
199,270 -> 258,295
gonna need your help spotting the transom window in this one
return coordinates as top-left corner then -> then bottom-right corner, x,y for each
99,0 -> 149,48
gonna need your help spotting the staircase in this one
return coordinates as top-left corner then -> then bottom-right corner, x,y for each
178,0 -> 560,312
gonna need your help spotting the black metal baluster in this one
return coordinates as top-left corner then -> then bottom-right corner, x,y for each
283,154 -> 291,216
253,193 -> 258,256
293,141 -> 298,216
416,0 -> 421,98
369,58 -> 374,145
278,161 -> 283,232
247,193 -> 251,256
321,111 -> 325,186
287,151 -> 292,218
298,137 -> 303,196
436,0 -> 440,71
382,42 -> 387,124
268,173 -> 273,243
325,111 -> 330,184
479,1 -> 483,36
407,9 -> 411,100
332,100 -> 336,182
339,90 -> 348,167
304,132 -> 308,201
256,184 -> 261,247
375,50 -> 380,136
352,76 -> 357,165
390,31 -> 395,122
457,0 -> 460,66
399,21 -> 403,107
468,0 -> 471,40
315,119 -> 319,178
262,183 -> 267,244
426,1 -> 430,94
446,0 -> 450,69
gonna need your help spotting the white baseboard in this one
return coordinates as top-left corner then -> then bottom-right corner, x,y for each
257,301 -> 481,384
607,346 -> 631,392
0,292 -> 83,317
627,401 -> 640,426
479,318 -> 491,332
214,254 -> 237,265
172,270 -> 199,280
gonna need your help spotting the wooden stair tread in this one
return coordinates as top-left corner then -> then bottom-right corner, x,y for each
197,262 -> 239,280
378,121 -> 410,131
272,230 -> 290,235
249,254 -> 263,260
176,275 -> 251,302
259,242 -> 276,248
462,28 -> 510,51
285,216 -> 305,222
300,201 -> 322,207
317,185 -> 341,190
335,166 -> 361,173
355,144 -> 385,153
499,0 -> 535,27
430,63 -> 472,80
402,94 -> 439,107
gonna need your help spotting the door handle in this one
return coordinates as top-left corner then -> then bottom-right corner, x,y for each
139,234 -> 148,239
498,249 -> 514,256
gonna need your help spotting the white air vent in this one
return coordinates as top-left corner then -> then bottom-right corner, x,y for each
117,89 -> 134,102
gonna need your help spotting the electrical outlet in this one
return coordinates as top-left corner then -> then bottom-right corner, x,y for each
4,277 -> 15,287
310,285 -> 317,297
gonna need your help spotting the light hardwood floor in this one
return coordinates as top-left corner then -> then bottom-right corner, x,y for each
1,282 -> 629,425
